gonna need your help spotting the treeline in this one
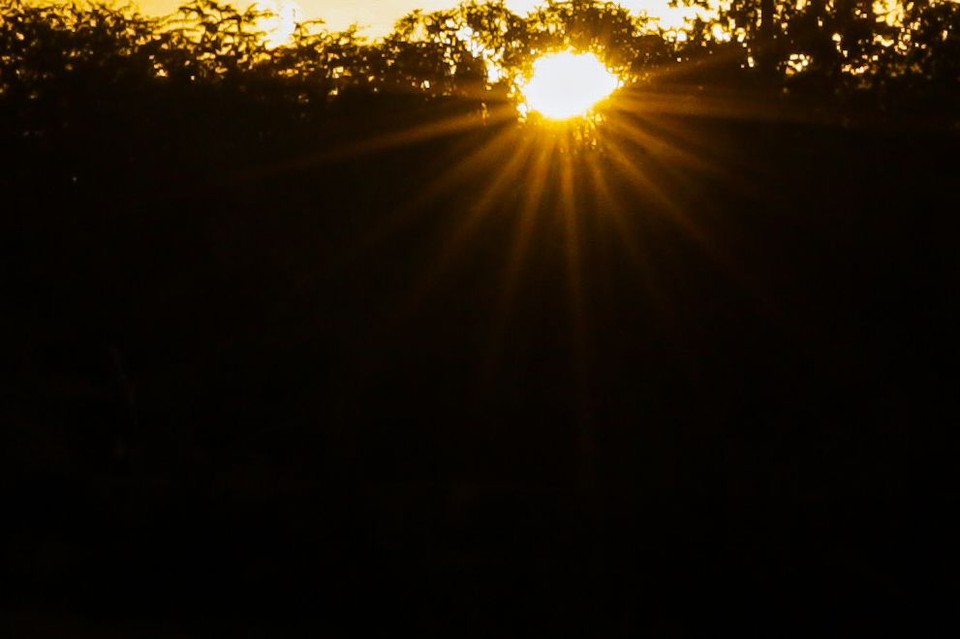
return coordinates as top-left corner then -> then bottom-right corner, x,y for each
2,0 -> 958,202
2,0 -> 959,120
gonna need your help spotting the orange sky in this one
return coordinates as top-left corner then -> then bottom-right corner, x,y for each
129,1 -> 683,36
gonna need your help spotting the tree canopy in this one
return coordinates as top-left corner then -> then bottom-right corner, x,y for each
2,0 -> 958,120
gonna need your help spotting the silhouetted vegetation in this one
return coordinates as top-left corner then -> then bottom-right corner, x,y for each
1,0 -> 957,635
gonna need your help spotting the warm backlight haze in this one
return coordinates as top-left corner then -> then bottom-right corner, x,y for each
259,0 -> 300,48
123,0 -> 683,36
522,52 -> 621,120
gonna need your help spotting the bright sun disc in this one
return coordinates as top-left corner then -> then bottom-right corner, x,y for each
523,52 -> 620,121
261,0 -> 300,48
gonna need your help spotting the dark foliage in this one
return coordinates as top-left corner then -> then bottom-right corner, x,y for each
1,1 -> 958,635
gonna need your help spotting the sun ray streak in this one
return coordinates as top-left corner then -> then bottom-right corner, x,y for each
584,153 -> 671,320
605,114 -> 728,182
481,135 -> 556,382
598,129 -> 747,276
616,87 -> 831,125
381,136 -> 537,328
327,126 -> 525,271
558,141 -> 599,486
232,104 -> 517,187
603,140 -> 702,237
559,144 -> 585,336
603,127 -> 765,314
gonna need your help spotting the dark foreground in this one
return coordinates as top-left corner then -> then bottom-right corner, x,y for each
2,98 -> 957,635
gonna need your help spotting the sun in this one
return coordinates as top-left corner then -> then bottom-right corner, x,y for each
260,0 -> 301,49
521,52 -> 621,121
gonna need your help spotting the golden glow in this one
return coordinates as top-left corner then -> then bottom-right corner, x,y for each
874,0 -> 905,27
260,0 -> 300,49
521,52 -> 620,121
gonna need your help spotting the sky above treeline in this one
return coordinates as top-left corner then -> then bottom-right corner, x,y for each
127,1 -> 682,36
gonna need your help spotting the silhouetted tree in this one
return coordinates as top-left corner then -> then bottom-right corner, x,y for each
371,8 -> 489,98
676,0 -> 902,90
520,0 -> 668,80
161,0 -> 269,80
